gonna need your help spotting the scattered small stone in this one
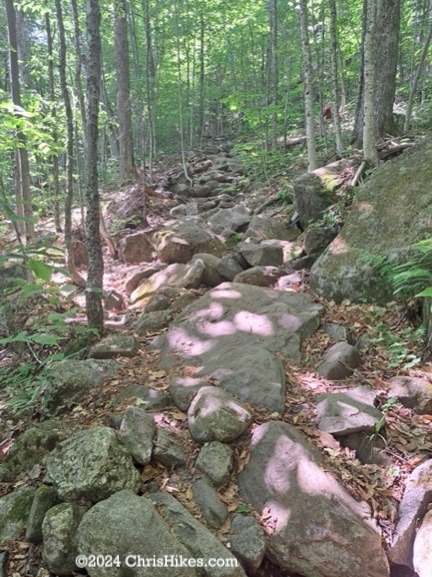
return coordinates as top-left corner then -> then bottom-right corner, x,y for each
229,514 -> 266,575
217,254 -> 244,280
317,342 -> 361,380
388,376 -> 432,414
42,503 -> 86,576
192,476 -> 228,529
89,334 -> 139,359
169,377 -> 208,411
322,323 -> 352,343
153,429 -> 186,467
234,266 -> 284,287
118,406 -> 156,465
195,441 -> 234,486
239,243 -> 283,267
26,485 -> 60,544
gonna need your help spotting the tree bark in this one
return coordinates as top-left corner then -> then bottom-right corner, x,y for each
85,0 -> 104,333
329,0 -> 344,154
268,0 -> 278,150
363,0 -> 378,165
375,0 -> 401,137
299,0 -> 318,171
55,0 -> 85,286
5,0 -> 34,241
114,0 -> 136,183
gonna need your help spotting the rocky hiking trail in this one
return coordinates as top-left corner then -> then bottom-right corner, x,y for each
2,141 -> 432,577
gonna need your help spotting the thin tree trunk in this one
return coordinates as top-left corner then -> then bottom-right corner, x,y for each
329,0 -> 344,154
268,0 -> 278,149
5,0 -> 34,241
404,21 -> 432,131
85,0 -> 104,333
299,0 -> 318,171
114,0 -> 136,183
353,0 -> 367,146
55,0 -> 85,286
363,0 -> 378,165
45,10 -> 62,232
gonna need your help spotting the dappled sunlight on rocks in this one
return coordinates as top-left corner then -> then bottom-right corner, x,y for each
233,311 -> 274,336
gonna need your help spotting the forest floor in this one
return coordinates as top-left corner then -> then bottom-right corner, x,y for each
1,145 -> 431,577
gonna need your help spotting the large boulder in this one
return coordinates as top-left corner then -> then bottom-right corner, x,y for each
77,491 -> 196,577
46,427 -> 140,502
310,141 -> 432,303
0,486 -> 35,541
151,218 -> 225,264
238,421 -> 389,577
119,232 -> 153,264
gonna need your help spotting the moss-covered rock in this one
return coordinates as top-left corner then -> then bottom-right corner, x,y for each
310,141 -> 432,303
0,486 -> 35,540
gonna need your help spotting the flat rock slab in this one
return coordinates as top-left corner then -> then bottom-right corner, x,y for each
389,459 -> 432,568
89,335 -> 139,359
153,281 -> 323,370
388,376 -> 432,414
316,386 -> 382,436
238,421 -> 389,577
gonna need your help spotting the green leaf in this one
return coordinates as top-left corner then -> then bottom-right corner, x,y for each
234,504 -> 252,514
416,287 -> 432,297
28,259 -> 53,282
30,334 -> 61,346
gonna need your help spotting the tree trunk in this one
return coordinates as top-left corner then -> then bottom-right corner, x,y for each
5,0 -> 34,242
375,0 -> 401,137
268,0 -> 278,150
114,0 -> 136,183
55,0 -> 85,287
85,0 -> 104,333
329,0 -> 344,154
353,0 -> 367,146
299,0 -> 318,171
15,0 -> 31,87
363,0 -> 378,165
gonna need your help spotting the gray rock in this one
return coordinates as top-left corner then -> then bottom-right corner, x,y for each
188,386 -> 252,443
153,429 -> 186,467
322,323 -> 352,343
151,219 -> 225,264
413,509 -> 432,577
217,254 -> 244,280
195,343 -> 286,412
316,386 -> 382,435
387,376 -> 432,414
168,291 -> 199,314
192,477 -> 228,529
239,243 -> 283,267
234,266 -> 284,287
118,407 -> 156,465
42,503 -> 86,576
46,427 -> 140,502
169,377 -> 208,411
144,292 -> 172,312
89,335 -> 139,359
77,491 -> 195,577
124,265 -> 165,294
0,486 -> 35,540
119,232 -> 153,264
133,310 -> 173,334
293,163 -> 344,228
0,420 -> 62,482
304,227 -> 338,255
26,485 -> 60,544
245,214 -> 299,241
0,550 -> 8,577
238,421 -> 389,577
389,460 -> 432,568
310,141 -> 432,304
229,514 -> 266,574
150,492 -> 246,577
344,432 -> 391,466
195,442 -> 233,486
131,262 -> 204,306
207,206 -> 251,236
290,254 -> 316,270
317,342 -> 361,379
43,359 -> 118,413
191,253 -> 226,287
153,282 -> 324,365
116,384 -> 170,410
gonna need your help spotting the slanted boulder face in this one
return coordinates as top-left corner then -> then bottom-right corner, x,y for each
119,232 -> 153,264
310,141 -> 432,304
238,421 -> 389,577
293,160 -> 348,228
151,218 -> 225,264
